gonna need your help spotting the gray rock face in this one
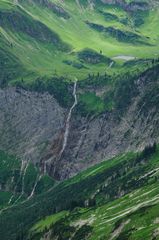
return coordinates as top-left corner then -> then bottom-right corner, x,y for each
0,87 -> 65,164
0,77 -> 159,180
59,98 -> 159,179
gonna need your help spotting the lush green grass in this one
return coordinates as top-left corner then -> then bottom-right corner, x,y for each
0,0 -> 158,119
0,144 -> 159,239
27,145 -> 159,240
77,92 -> 105,115
66,182 -> 159,240
30,211 -> 68,235
0,0 -> 158,83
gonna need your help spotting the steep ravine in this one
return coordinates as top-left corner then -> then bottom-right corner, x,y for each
0,76 -> 159,180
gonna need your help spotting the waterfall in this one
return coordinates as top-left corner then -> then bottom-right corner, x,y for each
14,161 -> 29,203
1,80 -> 78,209
27,175 -> 42,200
59,79 -> 78,158
8,195 -> 14,205
20,162 -> 29,195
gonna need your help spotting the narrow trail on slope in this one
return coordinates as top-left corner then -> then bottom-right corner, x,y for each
108,61 -> 114,69
59,79 -> 78,159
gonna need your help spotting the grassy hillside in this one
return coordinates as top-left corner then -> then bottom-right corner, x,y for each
0,0 -> 158,83
0,150 -> 55,210
0,144 -> 159,239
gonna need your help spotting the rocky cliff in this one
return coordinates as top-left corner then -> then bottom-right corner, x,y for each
0,65 -> 159,180
0,87 -> 65,165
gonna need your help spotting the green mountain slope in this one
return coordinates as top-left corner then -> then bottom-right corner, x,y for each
0,144 -> 159,239
0,0 -> 159,83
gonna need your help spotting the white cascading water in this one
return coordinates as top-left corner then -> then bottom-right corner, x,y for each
20,162 -> 29,195
14,161 -> 29,204
0,161 -> 29,214
27,174 -> 42,200
8,195 -> 14,205
7,176 -> 15,205
5,80 -> 78,208
59,79 -> 78,159
44,158 -> 51,174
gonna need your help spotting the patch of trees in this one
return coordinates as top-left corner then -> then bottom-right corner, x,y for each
78,48 -> 111,65
142,143 -> 157,158
15,76 -> 74,108
86,21 -> 142,43
0,48 -> 22,87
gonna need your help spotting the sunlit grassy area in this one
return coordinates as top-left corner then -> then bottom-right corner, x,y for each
0,0 -> 159,82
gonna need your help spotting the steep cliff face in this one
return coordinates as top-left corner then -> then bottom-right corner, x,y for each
0,87 -> 65,165
56,82 -> 159,179
59,99 -> 158,179
0,65 -> 159,180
